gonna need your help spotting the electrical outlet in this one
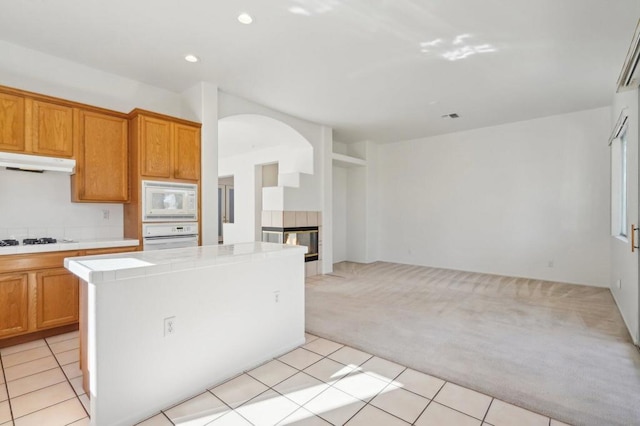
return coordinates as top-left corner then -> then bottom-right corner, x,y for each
274,291 -> 280,303
164,316 -> 176,337
616,279 -> 622,289
102,209 -> 110,220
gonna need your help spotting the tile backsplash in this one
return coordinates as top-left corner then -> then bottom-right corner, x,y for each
262,210 -> 321,228
0,168 -> 124,241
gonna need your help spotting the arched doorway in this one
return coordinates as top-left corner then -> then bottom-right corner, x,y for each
218,114 -> 314,244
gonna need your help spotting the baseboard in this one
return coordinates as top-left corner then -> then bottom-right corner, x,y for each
609,288 -> 638,345
0,323 -> 79,349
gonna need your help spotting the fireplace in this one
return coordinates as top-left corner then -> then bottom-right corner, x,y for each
262,226 -> 319,262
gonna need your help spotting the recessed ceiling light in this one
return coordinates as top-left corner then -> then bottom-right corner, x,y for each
238,13 -> 253,24
184,54 -> 199,63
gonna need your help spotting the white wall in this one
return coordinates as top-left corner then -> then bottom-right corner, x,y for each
333,165 -> 348,263
181,83 -> 219,245
0,169 -> 122,240
0,41 -> 182,116
377,108 -> 611,287
332,141 -> 378,265
610,88 -> 639,343
218,93 -> 328,210
345,141 -> 378,264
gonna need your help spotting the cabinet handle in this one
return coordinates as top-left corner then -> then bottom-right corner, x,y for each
632,224 -> 639,253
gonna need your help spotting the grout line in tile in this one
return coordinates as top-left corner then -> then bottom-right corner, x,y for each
45,333 -> 79,346
278,348 -> 326,372
7,377 -> 71,403
428,400 -> 490,424
6,366 -> 62,386
75,389 -> 89,417
0,355 -> 15,423
0,340 -> 47,359
43,338 -> 89,419
302,351 -> 413,425
357,390 -> 416,426
303,343 -> 344,358
11,395 -> 77,421
337,397 -> 367,426
412,379 -> 446,424
481,398 -> 494,424
210,386 -> 264,425
355,365 -> 414,425
1,349 -> 53,370
207,371 -> 245,392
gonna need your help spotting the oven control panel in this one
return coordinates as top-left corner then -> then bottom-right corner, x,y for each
143,222 -> 198,237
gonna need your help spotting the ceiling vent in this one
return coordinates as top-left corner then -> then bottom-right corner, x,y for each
441,113 -> 460,119
617,19 -> 640,92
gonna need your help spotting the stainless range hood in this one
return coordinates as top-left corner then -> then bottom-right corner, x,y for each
0,152 -> 76,173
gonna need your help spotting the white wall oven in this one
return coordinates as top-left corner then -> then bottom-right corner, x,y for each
142,223 -> 199,251
141,181 -> 199,251
142,180 -> 197,222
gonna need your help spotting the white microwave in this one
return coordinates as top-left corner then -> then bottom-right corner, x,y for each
142,180 -> 198,222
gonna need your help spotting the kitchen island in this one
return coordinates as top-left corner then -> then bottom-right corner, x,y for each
64,242 -> 307,426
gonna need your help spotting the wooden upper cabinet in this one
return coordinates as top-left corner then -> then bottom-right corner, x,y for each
132,110 -> 201,182
174,123 -> 201,181
31,100 -> 74,157
0,273 -> 29,338
72,110 -> 129,202
140,115 -> 172,178
0,92 -> 25,152
35,268 -> 79,330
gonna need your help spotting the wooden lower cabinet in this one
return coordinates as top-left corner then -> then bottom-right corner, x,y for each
0,246 -> 137,348
36,268 -> 79,329
0,273 -> 29,337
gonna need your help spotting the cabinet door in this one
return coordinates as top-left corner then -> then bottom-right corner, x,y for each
174,124 -> 200,181
85,246 -> 138,256
140,116 -> 172,178
36,268 -> 79,330
0,92 -> 25,152
31,100 -> 73,157
73,110 -> 129,202
0,273 -> 29,337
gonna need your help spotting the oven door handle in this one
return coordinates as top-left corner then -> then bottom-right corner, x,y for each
144,234 -> 198,241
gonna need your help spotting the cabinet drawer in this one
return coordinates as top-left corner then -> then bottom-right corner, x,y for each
0,250 -> 80,272
85,246 -> 138,256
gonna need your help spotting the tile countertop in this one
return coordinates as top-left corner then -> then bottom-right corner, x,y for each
65,242 -> 307,284
0,238 -> 139,256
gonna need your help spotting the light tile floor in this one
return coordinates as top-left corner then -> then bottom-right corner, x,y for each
0,332 -> 572,426
0,331 -> 89,426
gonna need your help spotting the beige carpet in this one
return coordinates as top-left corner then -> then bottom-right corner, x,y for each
305,261 -> 640,426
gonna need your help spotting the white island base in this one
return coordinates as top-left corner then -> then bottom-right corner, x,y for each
65,242 -> 307,426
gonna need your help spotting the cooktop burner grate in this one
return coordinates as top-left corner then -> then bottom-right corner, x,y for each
0,239 -> 19,247
22,237 -> 57,245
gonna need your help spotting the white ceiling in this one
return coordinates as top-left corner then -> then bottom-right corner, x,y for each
0,0 -> 638,143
